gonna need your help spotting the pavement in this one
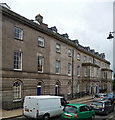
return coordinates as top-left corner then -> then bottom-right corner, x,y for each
0,95 -> 93,120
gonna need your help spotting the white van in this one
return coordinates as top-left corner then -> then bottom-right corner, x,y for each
23,95 -> 68,120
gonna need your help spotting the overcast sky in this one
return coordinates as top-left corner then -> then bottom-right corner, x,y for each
1,0 -> 114,71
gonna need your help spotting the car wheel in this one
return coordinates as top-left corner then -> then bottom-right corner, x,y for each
43,114 -> 50,120
105,110 -> 109,115
90,115 -> 95,120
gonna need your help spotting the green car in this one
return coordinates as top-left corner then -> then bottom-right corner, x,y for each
61,103 -> 95,120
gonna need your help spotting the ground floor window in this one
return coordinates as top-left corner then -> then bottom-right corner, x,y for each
13,82 -> 21,100
76,84 -> 80,93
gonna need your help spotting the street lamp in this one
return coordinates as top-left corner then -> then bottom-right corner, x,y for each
107,31 -> 115,39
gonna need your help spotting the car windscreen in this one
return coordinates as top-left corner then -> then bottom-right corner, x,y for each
103,95 -> 107,97
64,105 -> 77,113
92,102 -> 103,106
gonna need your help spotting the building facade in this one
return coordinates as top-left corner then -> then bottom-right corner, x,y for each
0,6 -> 113,110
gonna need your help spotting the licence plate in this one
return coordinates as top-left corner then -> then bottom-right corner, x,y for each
25,108 -> 29,112
65,114 -> 72,118
95,106 -> 99,109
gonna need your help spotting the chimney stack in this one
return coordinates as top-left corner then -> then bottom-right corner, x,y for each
35,14 -> 43,24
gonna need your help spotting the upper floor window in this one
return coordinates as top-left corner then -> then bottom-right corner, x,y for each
91,67 -> 94,77
38,56 -> 44,73
38,36 -> 44,47
14,27 -> 23,40
77,53 -> 80,60
84,56 -> 87,63
96,68 -> 99,77
103,72 -> 106,79
89,57 -> 92,63
85,66 -> 88,77
68,49 -> 72,57
102,63 -> 104,67
77,66 -> 80,77
68,63 -> 71,76
93,58 -> 96,64
56,44 -> 61,53
56,60 -> 60,74
13,82 -> 21,100
14,51 -> 22,71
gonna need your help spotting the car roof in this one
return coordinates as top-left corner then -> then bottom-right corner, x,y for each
98,93 -> 107,95
67,103 -> 87,107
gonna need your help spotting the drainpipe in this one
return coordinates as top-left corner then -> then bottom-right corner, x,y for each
72,49 -> 74,98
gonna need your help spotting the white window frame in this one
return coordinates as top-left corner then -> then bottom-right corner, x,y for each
38,56 -> 44,73
14,51 -> 22,71
38,36 -> 44,47
56,44 -> 61,53
14,27 -> 23,40
68,49 -> 71,57
56,60 -> 60,74
68,63 -> 71,76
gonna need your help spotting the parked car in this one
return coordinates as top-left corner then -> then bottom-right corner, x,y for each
61,103 -> 95,120
23,95 -> 68,120
90,99 -> 114,115
107,93 -> 115,104
94,93 -> 108,100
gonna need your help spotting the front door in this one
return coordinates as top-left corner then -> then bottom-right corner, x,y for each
37,85 -> 41,96
55,85 -> 58,96
96,86 -> 98,94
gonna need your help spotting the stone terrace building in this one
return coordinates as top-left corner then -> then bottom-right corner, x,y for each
0,5 -> 113,110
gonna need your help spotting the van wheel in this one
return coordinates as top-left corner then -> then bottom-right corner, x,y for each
43,114 -> 50,120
